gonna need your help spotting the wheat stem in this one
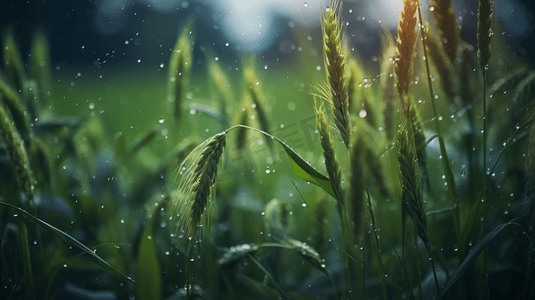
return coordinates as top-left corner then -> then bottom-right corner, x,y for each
349,137 -> 365,242
365,185 -> 390,300
477,0 -> 493,296
416,3 -> 461,259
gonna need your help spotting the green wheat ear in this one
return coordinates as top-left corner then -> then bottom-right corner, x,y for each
396,119 -> 431,249
322,0 -> 350,148
170,132 -> 226,250
168,19 -> 194,123
0,98 -> 35,207
314,99 -> 343,208
0,76 -> 33,150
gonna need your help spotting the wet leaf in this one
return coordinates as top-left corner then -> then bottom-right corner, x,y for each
229,125 -> 336,199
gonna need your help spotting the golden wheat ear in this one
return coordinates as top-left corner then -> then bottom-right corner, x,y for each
395,0 -> 419,117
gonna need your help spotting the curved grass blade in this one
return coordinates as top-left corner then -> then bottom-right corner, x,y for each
246,253 -> 289,300
0,202 -> 135,284
20,221 -> 35,300
441,221 -> 526,295
228,125 -> 335,198
44,243 -> 131,298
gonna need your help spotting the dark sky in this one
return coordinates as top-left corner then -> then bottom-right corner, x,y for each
1,0 -> 534,66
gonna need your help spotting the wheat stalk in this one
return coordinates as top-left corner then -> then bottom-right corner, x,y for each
426,31 -> 458,99
171,132 -> 226,248
395,0 -> 419,117
431,0 -> 458,62
396,120 -> 429,248
244,67 -> 274,155
477,0 -> 493,78
322,0 -> 350,147
397,118 -> 441,293
208,57 -> 234,106
168,20 -> 194,123
477,2 -> 493,286
235,106 -> 249,154
409,103 -> 430,190
348,136 -> 365,242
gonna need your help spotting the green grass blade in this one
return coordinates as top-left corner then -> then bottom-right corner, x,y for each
246,253 -> 289,300
20,221 -> 35,300
461,190 -> 483,257
441,221 -> 524,295
136,221 -> 162,300
0,202 -> 135,284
